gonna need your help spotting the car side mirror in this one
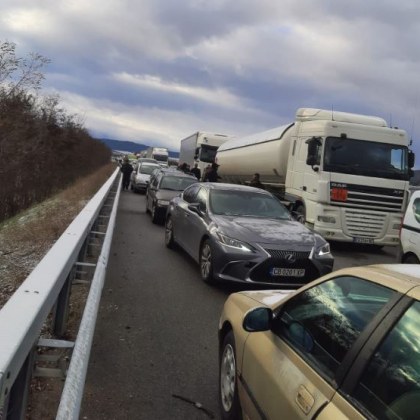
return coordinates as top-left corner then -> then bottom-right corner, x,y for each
188,203 -> 202,215
243,307 -> 273,332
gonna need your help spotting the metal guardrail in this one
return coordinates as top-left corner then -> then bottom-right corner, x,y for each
0,167 -> 121,419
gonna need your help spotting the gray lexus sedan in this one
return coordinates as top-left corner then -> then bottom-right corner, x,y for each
165,183 -> 334,287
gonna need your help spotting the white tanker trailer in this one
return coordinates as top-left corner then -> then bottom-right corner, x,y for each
216,108 -> 415,246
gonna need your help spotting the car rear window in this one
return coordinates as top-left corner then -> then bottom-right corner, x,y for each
160,176 -> 197,191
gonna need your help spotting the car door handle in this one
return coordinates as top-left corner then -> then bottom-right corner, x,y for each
296,385 -> 314,414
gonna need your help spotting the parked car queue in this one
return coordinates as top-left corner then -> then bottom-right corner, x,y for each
126,168 -> 420,420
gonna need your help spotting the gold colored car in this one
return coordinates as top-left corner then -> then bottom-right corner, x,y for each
218,264 -> 420,420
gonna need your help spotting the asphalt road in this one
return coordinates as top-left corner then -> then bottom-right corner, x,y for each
81,190 -> 398,420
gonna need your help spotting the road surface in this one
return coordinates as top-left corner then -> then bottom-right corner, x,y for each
81,190 -> 398,419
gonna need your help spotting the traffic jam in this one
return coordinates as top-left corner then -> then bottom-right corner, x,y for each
122,108 -> 420,420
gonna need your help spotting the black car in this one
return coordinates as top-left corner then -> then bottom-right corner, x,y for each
165,183 -> 334,286
145,170 -> 198,223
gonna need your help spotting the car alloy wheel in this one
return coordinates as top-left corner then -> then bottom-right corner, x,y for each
151,202 -> 159,224
219,331 -> 241,419
165,217 -> 175,248
200,240 -> 214,283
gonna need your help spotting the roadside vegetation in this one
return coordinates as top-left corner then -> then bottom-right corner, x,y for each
0,163 -> 116,309
0,40 -> 111,223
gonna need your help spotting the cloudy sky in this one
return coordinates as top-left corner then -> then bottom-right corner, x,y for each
2,0 -> 420,163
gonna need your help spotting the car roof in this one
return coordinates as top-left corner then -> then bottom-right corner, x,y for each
324,264 -> 420,294
199,182 -> 272,194
161,171 -> 196,178
140,162 -> 160,167
239,264 -> 420,309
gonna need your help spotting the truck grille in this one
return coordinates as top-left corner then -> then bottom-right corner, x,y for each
330,183 -> 404,213
344,209 -> 387,238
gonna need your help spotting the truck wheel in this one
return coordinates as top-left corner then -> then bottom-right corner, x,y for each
404,254 -> 420,264
295,205 -> 306,224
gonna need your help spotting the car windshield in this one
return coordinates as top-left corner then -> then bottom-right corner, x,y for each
140,165 -> 159,175
209,190 -> 290,219
160,176 -> 197,191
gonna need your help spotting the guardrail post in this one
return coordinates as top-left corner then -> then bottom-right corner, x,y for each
3,346 -> 36,420
53,266 -> 76,338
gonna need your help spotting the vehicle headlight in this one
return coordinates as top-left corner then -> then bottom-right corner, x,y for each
216,232 -> 253,252
315,242 -> 331,257
157,200 -> 170,206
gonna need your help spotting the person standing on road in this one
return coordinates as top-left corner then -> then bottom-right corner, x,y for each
120,157 -> 133,191
190,163 -> 201,180
203,163 -> 221,182
201,164 -> 211,181
249,173 -> 265,189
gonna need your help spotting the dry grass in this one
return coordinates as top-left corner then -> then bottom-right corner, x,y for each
0,163 -> 117,419
0,163 -> 116,309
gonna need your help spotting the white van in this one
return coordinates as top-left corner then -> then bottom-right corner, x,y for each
399,190 -> 420,263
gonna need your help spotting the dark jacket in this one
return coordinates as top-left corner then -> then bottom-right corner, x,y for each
190,167 -> 201,180
204,168 -> 220,182
121,162 -> 133,176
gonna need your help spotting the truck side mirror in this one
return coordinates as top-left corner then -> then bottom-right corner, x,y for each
194,147 -> 200,160
306,137 -> 322,167
408,150 -> 415,169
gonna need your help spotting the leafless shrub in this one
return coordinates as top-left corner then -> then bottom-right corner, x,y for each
0,40 -> 111,222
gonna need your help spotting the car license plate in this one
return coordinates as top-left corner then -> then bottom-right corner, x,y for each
271,268 -> 305,277
352,237 -> 374,244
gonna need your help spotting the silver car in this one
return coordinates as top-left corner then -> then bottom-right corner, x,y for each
130,162 -> 160,193
165,183 -> 334,286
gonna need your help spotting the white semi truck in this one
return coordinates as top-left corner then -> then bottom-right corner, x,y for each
145,147 -> 169,166
179,132 -> 233,173
216,108 -> 415,246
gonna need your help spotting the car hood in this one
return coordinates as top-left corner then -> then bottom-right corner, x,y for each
238,289 -> 296,308
213,215 -> 316,248
156,190 -> 182,201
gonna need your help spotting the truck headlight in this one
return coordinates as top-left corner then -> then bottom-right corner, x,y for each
318,215 -> 336,224
216,232 -> 253,252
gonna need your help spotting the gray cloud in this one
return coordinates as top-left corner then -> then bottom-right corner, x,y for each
1,0 -> 420,161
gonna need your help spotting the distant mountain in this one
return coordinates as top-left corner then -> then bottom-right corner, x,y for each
98,138 -> 179,158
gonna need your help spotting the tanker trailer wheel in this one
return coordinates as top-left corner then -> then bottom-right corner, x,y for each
295,205 -> 306,224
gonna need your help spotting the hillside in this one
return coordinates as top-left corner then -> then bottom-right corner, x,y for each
98,138 -> 179,158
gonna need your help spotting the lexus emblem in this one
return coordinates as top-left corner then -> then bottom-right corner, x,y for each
284,253 -> 296,263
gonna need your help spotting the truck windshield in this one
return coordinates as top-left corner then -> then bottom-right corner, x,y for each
199,144 -> 218,163
154,154 -> 168,162
324,137 -> 409,180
